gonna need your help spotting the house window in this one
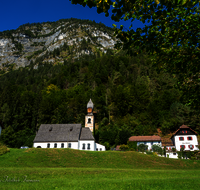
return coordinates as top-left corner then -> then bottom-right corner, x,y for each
187,137 -> 193,140
179,137 -> 184,141
54,143 -> 57,148
61,143 -> 64,148
87,143 -> 90,150
88,118 -> 91,124
144,142 -> 146,145
151,142 -> 153,145
100,148 -> 102,151
96,148 -> 98,151
173,153 -> 176,155
68,143 -> 71,148
180,145 -> 185,149
47,143 -> 50,148
182,130 -> 187,134
82,143 -> 85,150
188,145 -> 194,149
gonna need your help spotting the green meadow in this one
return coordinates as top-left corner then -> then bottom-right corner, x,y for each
0,148 -> 200,189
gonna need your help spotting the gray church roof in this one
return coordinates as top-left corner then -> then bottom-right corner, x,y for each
33,124 -> 82,142
87,99 -> 94,109
80,128 -> 95,140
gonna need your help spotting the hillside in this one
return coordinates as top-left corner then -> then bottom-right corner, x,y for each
1,148 -> 200,169
0,19 -> 200,149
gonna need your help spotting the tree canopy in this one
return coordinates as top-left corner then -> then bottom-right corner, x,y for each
70,0 -> 200,108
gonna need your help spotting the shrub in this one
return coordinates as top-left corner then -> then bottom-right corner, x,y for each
146,151 -> 153,155
138,144 -> 148,152
127,141 -> 137,151
119,144 -> 129,151
0,143 -> 10,155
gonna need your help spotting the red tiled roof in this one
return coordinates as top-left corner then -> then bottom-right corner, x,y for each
129,135 -> 161,142
171,124 -> 198,139
161,138 -> 174,146
179,125 -> 190,129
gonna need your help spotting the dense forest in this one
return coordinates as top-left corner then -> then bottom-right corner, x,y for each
0,47 -> 199,149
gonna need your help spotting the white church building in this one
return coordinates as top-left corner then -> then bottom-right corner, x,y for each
33,99 -> 105,151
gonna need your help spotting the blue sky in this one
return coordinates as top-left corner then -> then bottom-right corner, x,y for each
0,0 -> 147,32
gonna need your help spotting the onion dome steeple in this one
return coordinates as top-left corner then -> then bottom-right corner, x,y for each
87,99 -> 94,115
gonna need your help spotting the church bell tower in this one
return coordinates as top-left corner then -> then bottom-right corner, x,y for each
85,99 -> 94,132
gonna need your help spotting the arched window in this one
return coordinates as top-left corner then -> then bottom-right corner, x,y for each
82,143 -> 85,150
54,143 -> 57,148
87,143 -> 90,150
68,143 -> 71,148
61,143 -> 64,148
88,118 -> 91,124
47,143 -> 50,148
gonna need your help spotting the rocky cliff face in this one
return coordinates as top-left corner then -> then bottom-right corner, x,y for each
0,19 -> 118,70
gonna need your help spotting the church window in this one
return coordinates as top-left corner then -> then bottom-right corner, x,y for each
47,143 -> 50,148
88,118 -> 91,124
82,143 -> 85,150
87,143 -> 90,150
68,143 -> 71,148
61,143 -> 64,148
54,143 -> 57,148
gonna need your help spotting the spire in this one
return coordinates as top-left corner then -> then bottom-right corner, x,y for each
87,99 -> 94,109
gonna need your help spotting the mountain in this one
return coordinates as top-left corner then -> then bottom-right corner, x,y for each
0,19 -> 199,149
0,18 -> 117,70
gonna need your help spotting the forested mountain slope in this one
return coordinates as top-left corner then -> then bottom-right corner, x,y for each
0,19 -> 199,149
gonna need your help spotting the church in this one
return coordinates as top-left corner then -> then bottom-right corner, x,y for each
33,99 -> 105,151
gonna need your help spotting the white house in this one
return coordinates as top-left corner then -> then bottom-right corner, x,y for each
171,125 -> 199,151
33,99 -> 105,151
162,125 -> 199,159
128,135 -> 162,150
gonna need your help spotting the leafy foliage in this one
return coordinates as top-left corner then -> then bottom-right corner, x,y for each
70,0 -> 200,109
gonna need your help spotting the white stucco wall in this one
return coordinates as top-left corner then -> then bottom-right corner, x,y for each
95,143 -> 106,151
137,141 -> 162,150
166,152 -> 178,159
174,135 -> 198,151
33,142 -> 78,149
78,140 -> 95,151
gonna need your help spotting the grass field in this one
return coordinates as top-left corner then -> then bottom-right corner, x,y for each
0,148 -> 200,189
